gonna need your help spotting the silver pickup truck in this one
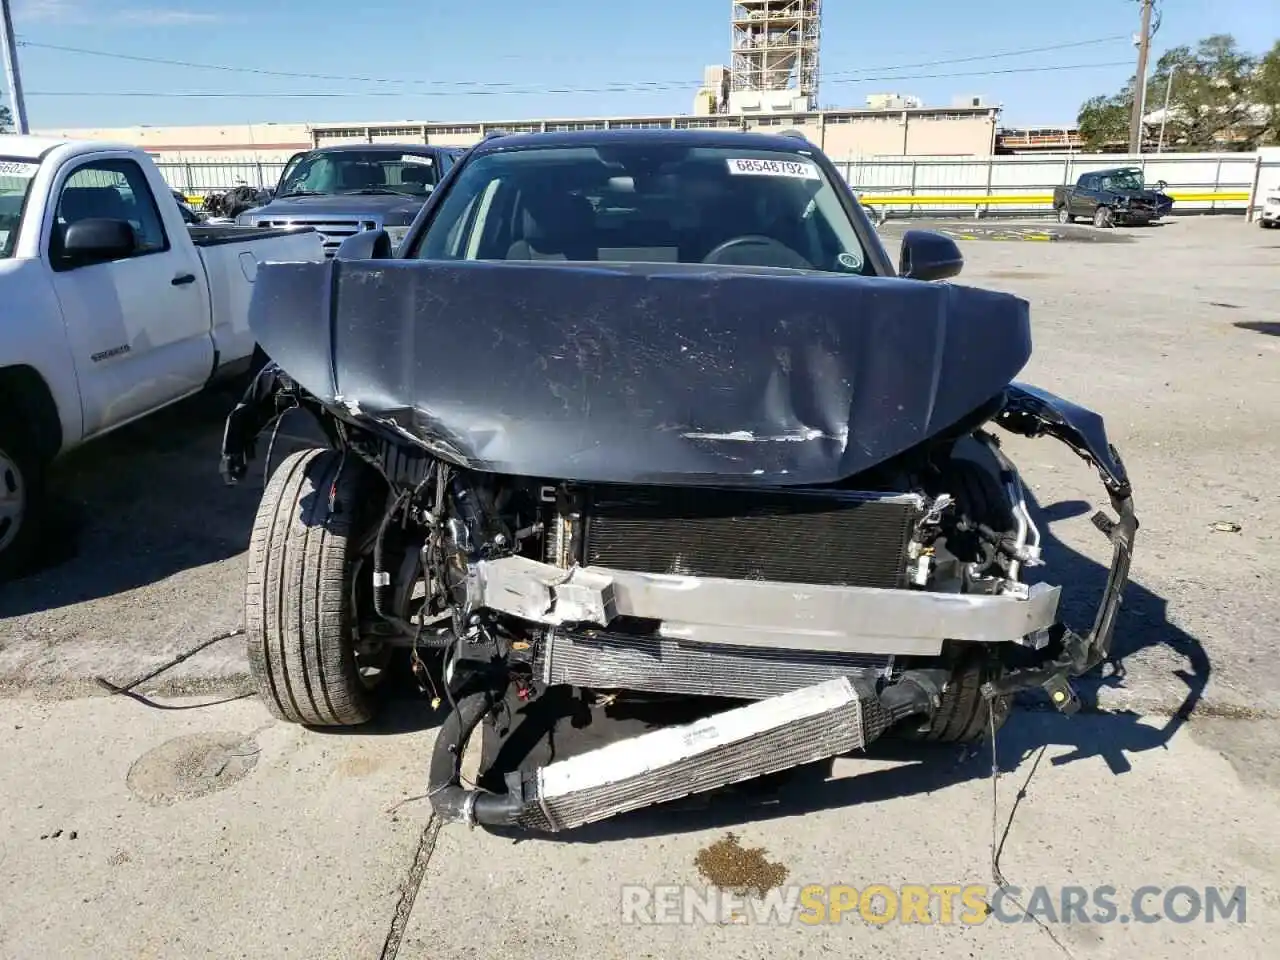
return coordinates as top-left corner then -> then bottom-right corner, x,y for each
237,143 -> 465,255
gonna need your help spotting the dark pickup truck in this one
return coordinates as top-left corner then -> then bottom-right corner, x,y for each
1053,167 -> 1173,228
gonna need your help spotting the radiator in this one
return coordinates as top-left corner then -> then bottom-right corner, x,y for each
536,627 -> 892,699
575,485 -> 922,589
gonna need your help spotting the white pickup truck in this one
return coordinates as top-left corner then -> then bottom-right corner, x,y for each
0,136 -> 325,578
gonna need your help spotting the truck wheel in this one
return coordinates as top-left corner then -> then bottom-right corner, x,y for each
1093,206 -> 1115,229
244,447 -> 387,726
1056,207 -> 1074,224
0,421 -> 44,581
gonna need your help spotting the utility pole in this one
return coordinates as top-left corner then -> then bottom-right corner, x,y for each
1157,65 -> 1176,153
1128,0 -> 1154,154
0,0 -> 28,134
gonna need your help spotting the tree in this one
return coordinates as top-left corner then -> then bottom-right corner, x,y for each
0,103 -> 11,134
1076,32 -> 1276,152
1149,36 -> 1259,151
1077,81 -> 1136,150
1254,40 -> 1280,145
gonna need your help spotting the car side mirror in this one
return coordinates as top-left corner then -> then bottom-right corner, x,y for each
62,218 -> 138,265
899,229 -> 963,281
1156,179 -> 1168,191
336,228 -> 393,260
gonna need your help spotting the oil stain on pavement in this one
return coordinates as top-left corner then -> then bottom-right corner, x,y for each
694,832 -> 790,897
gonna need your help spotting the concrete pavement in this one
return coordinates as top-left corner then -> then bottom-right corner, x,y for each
2,215 -> 1279,958
0,692 -> 1276,959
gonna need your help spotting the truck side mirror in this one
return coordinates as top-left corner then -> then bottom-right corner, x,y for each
336,228 -> 393,260
62,218 -> 138,266
899,229 -> 963,281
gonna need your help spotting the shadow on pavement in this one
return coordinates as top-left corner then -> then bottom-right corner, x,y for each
0,384 -> 324,617
1234,321 -> 1280,337
877,221 -> 1136,244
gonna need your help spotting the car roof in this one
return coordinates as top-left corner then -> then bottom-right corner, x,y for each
469,127 -> 822,156
304,143 -> 460,155
0,135 -> 72,161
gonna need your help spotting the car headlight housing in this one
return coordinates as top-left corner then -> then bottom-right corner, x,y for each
384,225 -> 411,249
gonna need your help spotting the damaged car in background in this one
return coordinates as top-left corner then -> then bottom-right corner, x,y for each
221,129 -> 1138,835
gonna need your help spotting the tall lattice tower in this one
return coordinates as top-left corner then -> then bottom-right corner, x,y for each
729,1 -> 822,108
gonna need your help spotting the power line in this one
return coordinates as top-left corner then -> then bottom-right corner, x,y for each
822,35 -> 1131,76
23,60 -> 1135,100
15,35 -> 1132,93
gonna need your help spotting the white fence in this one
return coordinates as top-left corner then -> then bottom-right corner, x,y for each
158,158 -> 289,196
156,150 -> 1266,218
834,151 -> 1259,217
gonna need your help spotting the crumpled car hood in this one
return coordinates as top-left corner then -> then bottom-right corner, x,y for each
247,258 -> 1032,486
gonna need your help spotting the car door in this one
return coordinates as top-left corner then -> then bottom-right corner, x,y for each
1069,176 -> 1089,217
43,153 -> 215,438
1077,175 -> 1102,217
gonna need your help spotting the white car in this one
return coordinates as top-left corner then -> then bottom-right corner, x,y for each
0,137 -> 326,577
1259,190 -> 1280,228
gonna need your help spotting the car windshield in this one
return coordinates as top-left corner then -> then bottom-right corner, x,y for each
0,158 -> 40,260
1101,170 -> 1145,191
408,142 -> 870,274
276,150 -> 440,198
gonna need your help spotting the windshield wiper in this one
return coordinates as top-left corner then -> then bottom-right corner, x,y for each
279,190 -> 326,198
340,188 -> 416,196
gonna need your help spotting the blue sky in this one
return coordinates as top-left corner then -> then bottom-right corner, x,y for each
5,0 -> 1278,130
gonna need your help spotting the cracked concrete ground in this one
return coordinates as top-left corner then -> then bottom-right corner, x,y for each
1,214 -> 1278,958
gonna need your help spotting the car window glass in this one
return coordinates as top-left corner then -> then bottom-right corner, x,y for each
278,151 -> 441,197
411,144 -> 869,275
0,159 -> 39,260
54,159 -> 169,256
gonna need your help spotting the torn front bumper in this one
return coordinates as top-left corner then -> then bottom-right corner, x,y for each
985,383 -> 1139,712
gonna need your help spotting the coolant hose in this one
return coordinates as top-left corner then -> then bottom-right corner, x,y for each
428,689 -> 527,826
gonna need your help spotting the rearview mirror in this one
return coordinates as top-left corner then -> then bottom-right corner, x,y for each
336,228 -> 394,260
898,229 -> 963,281
62,218 -> 138,265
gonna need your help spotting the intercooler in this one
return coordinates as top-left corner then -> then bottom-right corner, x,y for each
552,484 -> 923,589
514,675 -> 894,832
535,627 -> 892,700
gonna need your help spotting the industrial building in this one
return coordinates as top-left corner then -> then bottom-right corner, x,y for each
32,101 -> 1001,164
29,1 -> 1002,161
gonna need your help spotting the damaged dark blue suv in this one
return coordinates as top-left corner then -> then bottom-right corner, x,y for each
221,128 -> 1137,835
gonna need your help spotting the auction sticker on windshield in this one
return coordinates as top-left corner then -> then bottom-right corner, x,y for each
726,157 -> 820,180
401,155 -> 434,165
0,161 -> 39,178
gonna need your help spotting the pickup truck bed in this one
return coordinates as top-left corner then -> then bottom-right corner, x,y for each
188,223 -> 316,246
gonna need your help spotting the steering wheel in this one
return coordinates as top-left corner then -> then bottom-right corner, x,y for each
701,234 -> 813,270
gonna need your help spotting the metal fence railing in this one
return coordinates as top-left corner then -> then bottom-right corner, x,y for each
834,151 -> 1259,217
154,151 -> 1264,218
156,159 -> 288,200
